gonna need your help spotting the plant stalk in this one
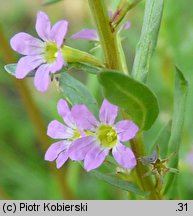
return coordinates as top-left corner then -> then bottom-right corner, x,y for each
88,0 -> 162,199
130,133 -> 162,199
88,0 -> 123,71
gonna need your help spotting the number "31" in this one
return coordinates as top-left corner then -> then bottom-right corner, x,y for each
177,203 -> 187,211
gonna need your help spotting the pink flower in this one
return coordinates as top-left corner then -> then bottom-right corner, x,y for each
45,99 -> 83,169
69,99 -> 138,172
10,11 -> 68,92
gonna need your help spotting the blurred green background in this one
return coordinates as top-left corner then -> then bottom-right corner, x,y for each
0,0 -> 193,199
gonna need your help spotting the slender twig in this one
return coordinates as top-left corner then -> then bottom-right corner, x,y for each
112,0 -> 143,29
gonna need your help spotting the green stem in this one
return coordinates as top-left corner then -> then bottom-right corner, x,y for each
130,133 -> 161,199
88,0 -> 161,199
117,35 -> 128,74
88,0 -> 123,71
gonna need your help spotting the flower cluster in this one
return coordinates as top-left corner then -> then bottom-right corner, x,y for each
10,11 -> 138,172
45,99 -> 138,171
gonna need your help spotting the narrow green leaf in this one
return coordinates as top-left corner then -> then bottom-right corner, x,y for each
66,62 -> 101,75
59,72 -> 98,116
93,170 -> 148,196
4,64 -> 16,76
132,0 -> 164,82
150,121 -> 172,158
4,64 -> 35,77
98,71 -> 159,130
78,160 -> 147,196
164,67 -> 188,194
42,0 -> 63,5
4,62 -> 100,78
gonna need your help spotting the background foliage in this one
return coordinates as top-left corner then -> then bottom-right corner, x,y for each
0,0 -> 193,199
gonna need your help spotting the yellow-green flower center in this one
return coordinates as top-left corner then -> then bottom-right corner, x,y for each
96,125 -> 117,148
84,130 -> 95,136
44,42 -> 58,63
73,129 -> 81,140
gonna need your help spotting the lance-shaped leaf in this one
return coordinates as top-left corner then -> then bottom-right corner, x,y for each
150,121 -> 172,158
4,64 -> 35,77
132,0 -> 164,82
4,62 -> 100,78
66,62 -> 101,75
59,72 -> 98,116
93,170 -> 148,196
78,160 -> 147,196
98,71 -> 159,130
164,67 -> 188,195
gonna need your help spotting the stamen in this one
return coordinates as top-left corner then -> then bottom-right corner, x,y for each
44,42 -> 58,63
54,52 -> 58,58
97,125 -> 117,148
73,129 -> 81,140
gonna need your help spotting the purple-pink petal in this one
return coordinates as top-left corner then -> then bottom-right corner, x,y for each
57,99 -> 75,128
16,55 -> 44,79
71,104 -> 98,131
51,20 -> 68,47
115,120 -> 138,142
44,140 -> 69,161
35,11 -> 51,41
69,136 -> 97,161
124,21 -> 131,30
186,150 -> 193,170
71,29 -> 99,41
99,99 -> 118,125
49,51 -> 65,74
108,10 -> 113,18
112,142 -> 136,169
47,120 -> 73,139
56,150 -> 69,169
10,32 -> 44,55
118,21 -> 131,33
84,145 -> 109,172
34,64 -> 51,92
